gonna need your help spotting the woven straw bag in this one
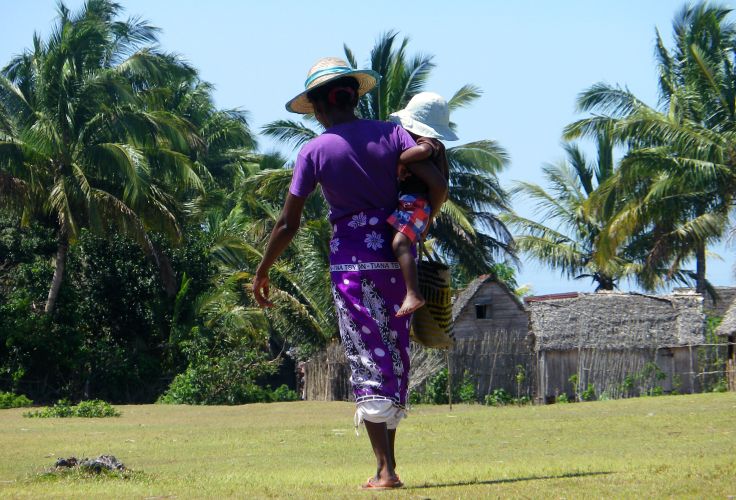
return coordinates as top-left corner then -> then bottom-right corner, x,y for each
410,241 -> 454,348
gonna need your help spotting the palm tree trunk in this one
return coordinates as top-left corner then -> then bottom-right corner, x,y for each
695,242 -> 707,295
45,232 -> 69,314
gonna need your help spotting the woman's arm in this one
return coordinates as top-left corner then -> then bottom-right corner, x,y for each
253,193 -> 307,307
399,143 -> 433,165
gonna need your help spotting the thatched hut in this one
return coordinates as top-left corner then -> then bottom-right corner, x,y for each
450,276 -> 534,399
303,275 -> 534,402
715,300 -> 736,390
527,291 -> 705,402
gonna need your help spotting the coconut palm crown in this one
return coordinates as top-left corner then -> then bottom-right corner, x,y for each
564,1 -> 736,295
0,0 -> 207,313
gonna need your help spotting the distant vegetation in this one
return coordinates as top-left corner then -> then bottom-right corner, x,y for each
507,2 -> 736,296
1,0 -> 734,404
23,399 -> 120,418
0,1 -> 514,404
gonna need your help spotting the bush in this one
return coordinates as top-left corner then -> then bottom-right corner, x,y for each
711,378 -> 728,393
270,384 -> 299,402
457,374 -> 477,403
414,369 -> 477,404
484,388 -> 513,406
647,386 -> 664,397
73,400 -> 121,417
422,368 -> 451,404
408,390 -> 422,405
158,363 -> 298,405
581,383 -> 596,401
24,399 -> 120,418
0,391 -> 33,409
556,393 -> 570,404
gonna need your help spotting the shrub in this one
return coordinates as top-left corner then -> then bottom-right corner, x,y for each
158,370 -> 299,405
568,373 -> 580,400
270,384 -> 299,402
157,321 -> 279,405
457,374 -> 477,403
711,378 -> 728,393
24,399 -> 120,418
484,388 -> 513,406
647,386 -> 664,397
0,391 -> 33,409
411,369 -> 477,404
556,393 -> 570,404
25,400 -> 75,418
408,390 -> 422,405
73,400 -> 121,417
421,368 -> 451,404
581,383 -> 596,401
514,395 -> 532,406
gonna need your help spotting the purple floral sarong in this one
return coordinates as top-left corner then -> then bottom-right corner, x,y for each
329,208 -> 411,407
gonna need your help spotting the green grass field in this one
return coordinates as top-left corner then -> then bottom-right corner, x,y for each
1,393 -> 734,498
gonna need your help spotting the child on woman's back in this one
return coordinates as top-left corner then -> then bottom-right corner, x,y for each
387,92 -> 457,317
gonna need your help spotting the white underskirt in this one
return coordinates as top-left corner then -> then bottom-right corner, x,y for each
354,399 -> 407,434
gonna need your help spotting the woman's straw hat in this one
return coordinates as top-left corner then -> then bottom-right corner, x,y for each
285,57 -> 381,114
388,92 -> 459,141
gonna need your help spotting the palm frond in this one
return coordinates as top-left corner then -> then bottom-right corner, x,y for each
448,84 -> 482,112
261,119 -> 318,151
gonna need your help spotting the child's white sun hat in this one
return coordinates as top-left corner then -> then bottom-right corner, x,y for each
285,57 -> 380,114
388,92 -> 459,141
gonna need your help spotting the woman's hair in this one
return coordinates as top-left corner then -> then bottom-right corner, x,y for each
307,76 -> 360,110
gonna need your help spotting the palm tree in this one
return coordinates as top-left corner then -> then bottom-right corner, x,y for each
0,0 -> 206,313
263,31 -> 515,280
564,1 -> 736,294
503,130 -> 637,290
199,170 -> 336,354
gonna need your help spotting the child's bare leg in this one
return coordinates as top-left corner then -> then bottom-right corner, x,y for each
392,231 -> 425,317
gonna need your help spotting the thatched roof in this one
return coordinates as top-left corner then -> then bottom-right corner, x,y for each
452,275 -> 524,322
528,290 -> 705,351
674,286 -> 736,316
525,292 -> 579,303
715,299 -> 736,337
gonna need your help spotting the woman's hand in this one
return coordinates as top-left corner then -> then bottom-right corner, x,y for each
251,193 -> 306,307
397,162 -> 410,182
253,268 -> 272,308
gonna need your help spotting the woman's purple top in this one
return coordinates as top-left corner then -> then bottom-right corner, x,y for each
289,119 -> 416,222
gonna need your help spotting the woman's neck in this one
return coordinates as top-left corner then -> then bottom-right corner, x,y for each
326,110 -> 358,127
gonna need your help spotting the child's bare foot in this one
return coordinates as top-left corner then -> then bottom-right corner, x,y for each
396,293 -> 425,317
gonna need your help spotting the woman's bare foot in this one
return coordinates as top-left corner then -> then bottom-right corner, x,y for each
361,475 -> 403,490
396,292 -> 425,317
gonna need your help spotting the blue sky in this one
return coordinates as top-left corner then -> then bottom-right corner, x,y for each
3,0 -> 733,294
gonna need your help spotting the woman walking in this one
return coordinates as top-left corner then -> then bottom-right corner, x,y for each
252,57 -> 447,489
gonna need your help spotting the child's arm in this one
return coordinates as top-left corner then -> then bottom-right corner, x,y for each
399,143 -> 434,165
406,160 -> 448,220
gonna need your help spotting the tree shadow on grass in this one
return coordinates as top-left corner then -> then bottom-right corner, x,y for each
406,471 -> 613,490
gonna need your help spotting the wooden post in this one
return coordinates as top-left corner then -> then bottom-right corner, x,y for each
689,344 -> 695,393
446,350 -> 452,411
